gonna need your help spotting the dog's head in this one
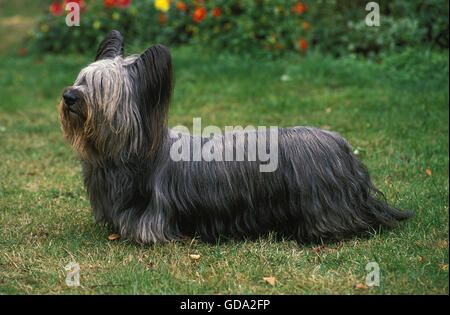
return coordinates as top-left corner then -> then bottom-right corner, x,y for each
59,30 -> 173,163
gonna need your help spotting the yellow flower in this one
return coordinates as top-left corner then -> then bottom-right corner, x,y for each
301,21 -> 310,31
129,6 -> 138,17
112,12 -> 120,21
93,21 -> 101,30
155,0 -> 170,12
40,24 -> 49,33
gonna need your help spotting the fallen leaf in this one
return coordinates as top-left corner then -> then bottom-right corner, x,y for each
441,265 -> 448,271
263,276 -> 276,286
108,234 -> 120,241
426,169 -> 432,176
312,245 -> 325,254
355,283 -> 368,290
418,256 -> 426,262
189,254 -> 201,260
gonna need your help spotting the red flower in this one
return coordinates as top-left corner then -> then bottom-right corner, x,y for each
49,1 -> 64,16
116,0 -> 131,8
62,0 -> 87,12
158,13 -> 167,25
299,39 -> 308,52
212,7 -> 222,18
176,2 -> 187,11
193,7 -> 206,22
291,2 -> 307,15
104,0 -> 131,9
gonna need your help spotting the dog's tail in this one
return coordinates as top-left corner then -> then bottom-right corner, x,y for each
365,186 -> 414,227
289,127 -> 414,243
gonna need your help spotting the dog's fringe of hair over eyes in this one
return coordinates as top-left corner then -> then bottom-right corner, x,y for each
60,30 -> 413,245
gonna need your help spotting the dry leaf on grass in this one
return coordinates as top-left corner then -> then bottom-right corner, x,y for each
263,276 -> 276,286
189,254 -> 201,260
355,283 -> 368,290
442,265 -> 448,271
108,234 -> 120,241
426,169 -> 432,176
312,245 -> 325,254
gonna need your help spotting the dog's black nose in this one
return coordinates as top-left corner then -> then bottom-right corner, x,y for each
63,92 -> 78,106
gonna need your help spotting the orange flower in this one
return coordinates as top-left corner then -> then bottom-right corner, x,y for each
212,7 -> 222,18
49,1 -> 63,16
104,0 -> 116,8
176,1 -> 187,10
291,2 -> 307,15
158,13 -> 167,25
299,39 -> 308,52
193,7 -> 206,22
301,21 -> 310,31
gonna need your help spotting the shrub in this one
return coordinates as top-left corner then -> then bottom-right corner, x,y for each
306,0 -> 448,57
27,0 -> 311,57
27,0 -> 448,57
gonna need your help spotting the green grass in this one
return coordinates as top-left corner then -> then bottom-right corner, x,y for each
0,47 -> 448,295
0,1 -> 448,295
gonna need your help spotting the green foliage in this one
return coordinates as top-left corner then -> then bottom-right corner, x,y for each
27,0 -> 449,57
306,0 -> 449,57
28,0 -> 310,57
28,1 -> 141,54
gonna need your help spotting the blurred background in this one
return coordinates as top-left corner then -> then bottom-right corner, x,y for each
2,0 -> 448,58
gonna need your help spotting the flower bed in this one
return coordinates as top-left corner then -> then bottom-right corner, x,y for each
28,0 -> 310,57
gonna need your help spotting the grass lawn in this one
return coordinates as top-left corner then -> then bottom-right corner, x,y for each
0,1 -> 448,295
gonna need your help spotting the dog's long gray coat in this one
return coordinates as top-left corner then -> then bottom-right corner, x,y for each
60,30 -> 412,245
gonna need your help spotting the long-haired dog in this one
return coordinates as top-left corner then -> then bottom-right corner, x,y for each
59,30 -> 412,244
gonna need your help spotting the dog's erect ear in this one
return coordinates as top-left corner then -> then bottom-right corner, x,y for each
95,30 -> 124,61
131,44 -> 174,110
129,44 -> 174,153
